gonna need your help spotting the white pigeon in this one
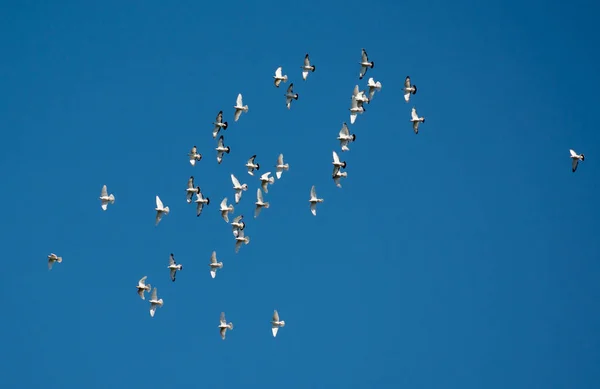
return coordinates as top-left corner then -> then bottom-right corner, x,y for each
301,53 -> 316,80
271,310 -> 286,337
246,155 -> 260,176
332,166 -> 348,188
332,150 -> 347,172
349,95 -> 365,124
285,83 -> 299,109
185,176 -> 199,203
212,110 -> 228,138
570,149 -> 585,172
230,174 -> 248,204
188,145 -> 203,166
168,253 -> 183,282
136,276 -> 151,300
367,77 -> 382,100
352,84 -> 370,104
234,227 -> 250,253
99,185 -> 115,211
219,197 -> 234,223
194,188 -> 210,217
273,66 -> 288,87
275,153 -> 289,179
231,214 -> 246,235
233,93 -> 249,122
155,195 -> 170,226
219,312 -> 234,340
359,48 -> 374,79
259,172 -> 275,193
403,76 -> 417,103
254,188 -> 270,219
47,253 -> 62,270
149,287 -> 164,317
209,251 -> 223,279
309,185 -> 324,216
216,135 -> 231,164
410,107 -> 425,134
338,122 -> 356,152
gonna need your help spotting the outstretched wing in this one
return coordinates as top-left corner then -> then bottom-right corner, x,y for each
310,185 -> 317,199
151,287 -> 158,301
101,185 -> 108,197
287,83 -> 294,94
257,188 -> 264,202
572,158 -> 579,172
139,276 -> 147,286
310,202 -> 317,216
231,174 -> 241,188
413,120 -> 420,134
404,91 -> 411,103
170,268 -> 176,281
273,310 -> 279,322
304,54 -> 310,67
155,195 -> 163,209
220,312 -> 227,325
404,76 -> 411,88
411,107 -> 419,121
215,110 -> 223,123
211,251 -> 217,264
361,48 -> 368,62
277,153 -> 284,166
275,66 -> 282,78
187,176 -> 194,189
236,93 -> 243,107
332,151 -> 340,164
218,135 -> 224,148
339,123 -> 349,137
169,253 -> 176,266
248,155 -> 256,164
569,149 -> 577,157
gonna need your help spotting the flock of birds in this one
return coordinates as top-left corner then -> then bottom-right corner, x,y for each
45,48 -> 587,340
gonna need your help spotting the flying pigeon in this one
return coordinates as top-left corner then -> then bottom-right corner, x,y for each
273,66 -> 288,87
246,155 -> 260,176
231,214 -> 245,236
216,135 -> 231,164
254,188 -> 270,219
219,197 -> 234,223
338,122 -> 356,152
410,107 -> 425,134
570,149 -> 585,172
99,185 -> 115,211
332,151 -> 347,173
352,85 -> 370,104
403,76 -> 417,103
188,145 -> 202,166
136,276 -> 151,300
219,312 -> 234,340
168,253 -> 183,282
149,287 -> 164,317
285,83 -> 299,109
271,310 -> 286,337
185,176 -> 199,203
332,166 -> 347,188
349,95 -> 365,124
209,251 -> 223,279
47,253 -> 62,270
230,174 -> 248,204
233,93 -> 248,122
259,172 -> 275,193
155,195 -> 170,226
309,185 -> 324,216
194,188 -> 210,217
275,153 -> 289,179
213,111 -> 228,138
367,77 -> 382,100
359,48 -> 374,79
301,53 -> 316,80
234,227 -> 250,253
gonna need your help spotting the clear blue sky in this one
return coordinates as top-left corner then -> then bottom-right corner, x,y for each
1,1 -> 599,388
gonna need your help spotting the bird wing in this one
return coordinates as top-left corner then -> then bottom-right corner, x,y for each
257,188 -> 264,202
248,155 -> 256,164
260,172 -> 271,181
235,190 -> 242,204
274,78 -> 282,87
302,70 -> 308,80
339,123 -> 349,137
138,288 -> 145,300
196,202 -> 204,216
231,174 -> 240,188
236,93 -> 243,107
272,327 -> 279,337
404,91 -> 411,103
413,121 -> 420,134
220,197 -> 228,209
187,176 -> 194,189
101,185 -> 108,197
352,85 -> 359,97
287,83 -> 294,94
210,268 -> 217,278
411,107 -> 419,121
304,54 -> 310,67
211,251 -> 217,264
569,149 -> 577,157
169,253 -> 176,266
220,312 -> 227,325
218,135 -> 225,148
404,76 -> 411,88
572,158 -> 579,172
275,67 -> 282,78
234,109 -> 242,122
155,195 -> 163,209
332,151 -> 340,164
216,110 -> 223,123
232,215 -> 243,224
151,287 -> 158,300
361,48 -> 368,62
350,96 -> 358,109
254,204 -> 262,219
220,327 -> 227,339
310,202 -> 317,216
170,268 -> 176,281
334,176 -> 341,187
139,276 -> 147,287
310,185 -> 317,199
273,310 -> 279,322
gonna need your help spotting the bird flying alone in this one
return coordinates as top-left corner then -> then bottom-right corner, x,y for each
47,253 -> 63,270
155,195 -> 170,226
301,54 -> 316,80
271,310 -> 286,337
99,185 -> 115,211
570,149 -> 585,172
219,312 -> 234,340
273,66 -> 288,87
403,76 -> 417,103
309,185 -> 324,216
359,48 -> 374,79
209,251 -> 223,279
233,93 -> 249,122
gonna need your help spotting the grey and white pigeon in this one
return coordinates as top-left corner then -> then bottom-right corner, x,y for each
410,107 -> 425,134
209,251 -> 223,279
285,83 -> 299,109
271,310 -> 286,337
359,48 -> 374,79
188,145 -> 202,166
216,135 -> 231,164
403,76 -> 417,102
219,312 -> 234,339
168,253 -> 183,282
213,111 -> 228,138
273,66 -> 288,87
570,149 -> 585,172
194,188 -> 210,217
99,185 -> 115,211
186,176 -> 199,203
47,253 -> 63,270
246,155 -> 260,176
301,54 -> 316,80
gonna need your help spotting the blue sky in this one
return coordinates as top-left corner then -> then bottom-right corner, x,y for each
1,0 -> 599,388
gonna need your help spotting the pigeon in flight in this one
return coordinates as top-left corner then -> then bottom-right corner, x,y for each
349,95 -> 365,125
47,253 -> 63,270
285,83 -> 299,109
219,312 -> 234,340
359,48 -> 374,79
309,185 -> 324,216
246,155 -> 260,176
234,227 -> 250,254
338,122 -> 356,152
185,176 -> 199,203
155,195 -> 170,226
332,166 -> 348,188
136,276 -> 151,300
275,153 -> 289,179
188,145 -> 202,166
259,172 -> 275,194
254,188 -> 270,219
216,135 -> 231,164
219,197 -> 235,223
230,174 -> 248,204
194,188 -> 210,217
168,253 -> 183,282
231,214 -> 245,236
273,66 -> 288,87
99,185 -> 115,211
213,111 -> 228,139
149,287 -> 164,317
410,107 -> 425,134
233,93 -> 249,122
367,77 -> 382,100
403,76 -> 417,103
301,54 -> 316,80
570,149 -> 585,172
271,310 -> 286,337
209,251 -> 223,279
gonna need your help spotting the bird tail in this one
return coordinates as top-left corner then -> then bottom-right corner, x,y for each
218,262 -> 224,268
269,177 -> 274,184
56,256 -> 63,263
581,153 -> 585,161
311,65 -> 316,72
243,105 -> 249,112
370,61 -> 374,68
352,134 -> 356,141
157,299 -> 163,307
223,121 -> 228,129
342,161 -> 347,168
283,75 -> 288,82
163,206 -> 170,215
146,283 -> 151,291
206,197 -> 210,205
244,236 -> 250,244
229,323 -> 234,330
230,205 -> 235,214
412,85 -> 417,94
294,94 -> 299,100
226,147 -> 231,154
108,194 -> 115,204
376,81 -> 382,89
263,202 -> 270,209
256,163 -> 260,170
